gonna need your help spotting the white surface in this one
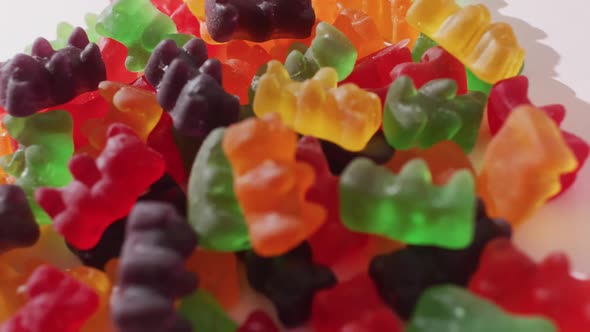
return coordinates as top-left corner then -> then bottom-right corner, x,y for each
0,0 -> 589,272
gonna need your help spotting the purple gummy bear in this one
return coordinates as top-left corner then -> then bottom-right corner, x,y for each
0,27 -> 106,117
0,185 -> 40,254
111,201 -> 198,332
145,38 -> 240,138
205,0 -> 316,42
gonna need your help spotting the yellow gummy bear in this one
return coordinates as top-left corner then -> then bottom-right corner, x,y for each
253,61 -> 382,151
406,0 -> 524,84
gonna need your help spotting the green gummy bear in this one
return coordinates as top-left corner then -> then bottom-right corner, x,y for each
383,76 -> 486,152
340,158 -> 475,249
96,0 -> 178,72
0,111 -> 74,225
284,22 -> 357,81
412,33 -> 438,62
406,286 -> 557,332
179,290 -> 238,332
188,128 -> 250,252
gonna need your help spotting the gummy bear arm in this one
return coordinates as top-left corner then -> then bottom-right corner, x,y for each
69,154 -> 101,187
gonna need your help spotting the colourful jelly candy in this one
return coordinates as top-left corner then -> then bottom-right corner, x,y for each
558,131 -> 590,196
383,76 -> 486,152
254,61 -> 382,152
0,121 -> 13,184
0,265 -> 99,332
0,111 -> 74,225
223,114 -> 326,256
332,8 -> 384,59
188,128 -> 249,252
411,33 -> 438,62
98,38 -> 139,83
179,290 -> 237,332
35,124 -> 165,249
0,28 -> 105,117
147,112 -> 189,187
0,185 -> 40,254
112,201 -> 198,332
238,310 -> 279,332
406,0 -> 524,83
66,217 -> 126,270
406,285 -> 557,332
340,158 -> 476,249
477,106 -> 578,225
391,0 -> 420,47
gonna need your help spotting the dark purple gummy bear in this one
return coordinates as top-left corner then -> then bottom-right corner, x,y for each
240,242 -> 336,328
369,199 -> 512,319
321,130 -> 395,175
0,184 -> 40,253
204,0 -> 316,42
0,27 -> 106,117
111,201 -> 198,332
145,38 -> 240,138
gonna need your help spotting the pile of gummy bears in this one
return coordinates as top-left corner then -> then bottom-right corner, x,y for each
0,0 -> 588,331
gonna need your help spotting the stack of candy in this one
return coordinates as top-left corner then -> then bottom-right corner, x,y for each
0,0 -> 588,331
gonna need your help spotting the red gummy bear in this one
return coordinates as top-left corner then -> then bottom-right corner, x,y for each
390,46 -> 468,94
487,76 -> 566,135
311,274 -> 403,332
151,0 -> 183,16
296,136 -> 369,267
469,238 -> 590,332
36,124 -> 166,250
147,112 -> 188,189
171,3 -> 201,37
238,310 -> 280,332
99,38 -> 139,84
487,76 -> 588,197
0,265 -> 99,332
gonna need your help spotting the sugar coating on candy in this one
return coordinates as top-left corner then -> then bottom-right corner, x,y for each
0,185 -> 40,254
188,128 -> 249,252
406,285 -> 557,332
383,76 -> 486,152
477,106 -> 578,225
223,114 -> 326,257
241,242 -> 337,327
311,274 -> 403,332
96,0 -> 180,72
254,61 -> 381,152
178,290 -> 237,332
407,0 -> 525,84
390,46 -> 468,94
470,238 -> 590,332
0,28 -> 106,117
238,310 -> 279,332
112,201 -> 198,332
340,158 -> 476,249
0,265 -> 99,332
0,111 -> 74,225
145,38 -> 240,138
35,124 -> 165,250
204,0 -> 316,43
370,199 -> 512,318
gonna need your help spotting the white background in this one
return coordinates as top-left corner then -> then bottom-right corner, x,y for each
0,0 -> 589,272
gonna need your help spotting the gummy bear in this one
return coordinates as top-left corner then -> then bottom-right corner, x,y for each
66,217 -> 126,270
391,0 -> 420,47
147,112 -> 188,188
411,33 -> 437,62
477,106 -> 578,225
337,0 -> 393,43
35,124 -> 165,249
238,311 -> 279,332
223,114 -> 326,256
112,201 -> 198,332
332,9 -> 384,59
406,0 -> 524,83
254,61 -> 382,152
296,136 -> 369,266
341,158 -> 475,249
385,140 -> 475,186
0,185 -> 40,254
390,46 -> 468,94
311,274 -> 403,332
178,290 -> 237,332
0,120 -> 12,184
25,14 -> 99,53
98,38 -> 139,84
171,3 -> 201,37
383,76 -> 486,152
0,110 -> 74,225
241,242 -> 337,327
0,28 -> 106,117
471,238 -> 590,332
369,199 -> 511,318
0,265 -> 99,332
96,0 -> 179,72
151,0 -> 183,15
145,38 -> 240,138
188,128 -> 249,252
558,131 -> 590,197
405,285 -> 557,332
204,0 -> 316,43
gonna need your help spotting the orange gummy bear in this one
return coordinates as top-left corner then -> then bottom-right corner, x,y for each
386,141 -> 475,185
333,8 -> 385,59
312,0 -> 339,23
0,120 -> 13,185
223,114 -> 326,257
0,263 -> 28,322
185,249 -> 240,310
391,0 -> 419,47
68,266 -> 116,332
477,106 -> 578,225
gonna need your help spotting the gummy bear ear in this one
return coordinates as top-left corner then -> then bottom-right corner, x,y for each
199,59 -> 223,85
67,27 -> 90,49
30,38 -> 55,58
